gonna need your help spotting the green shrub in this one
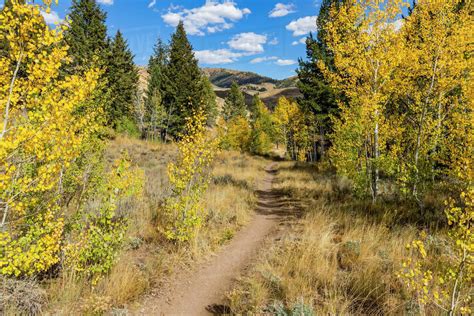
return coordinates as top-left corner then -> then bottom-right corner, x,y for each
115,116 -> 141,138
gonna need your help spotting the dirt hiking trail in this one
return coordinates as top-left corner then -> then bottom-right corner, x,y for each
135,163 -> 300,315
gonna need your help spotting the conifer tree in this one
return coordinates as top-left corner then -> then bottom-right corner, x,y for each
146,38 -> 168,140
223,81 -> 247,121
147,39 -> 168,101
201,75 -> 218,126
106,30 -> 138,127
62,0 -> 114,132
162,21 -> 204,138
296,0 -> 341,159
63,0 -> 108,73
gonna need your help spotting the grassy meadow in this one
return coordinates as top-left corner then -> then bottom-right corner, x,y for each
227,162 -> 457,315
3,136 -> 269,314
2,1 -> 471,315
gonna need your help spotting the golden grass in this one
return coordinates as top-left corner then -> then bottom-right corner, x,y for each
227,162 -> 427,315
46,137 -> 269,313
192,150 -> 268,257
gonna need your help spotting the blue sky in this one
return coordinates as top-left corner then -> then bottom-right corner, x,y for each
5,1 -> 325,79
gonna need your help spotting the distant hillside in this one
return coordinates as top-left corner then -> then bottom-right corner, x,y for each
276,76 -> 299,89
202,68 -> 280,88
202,67 -> 301,109
137,66 -> 302,109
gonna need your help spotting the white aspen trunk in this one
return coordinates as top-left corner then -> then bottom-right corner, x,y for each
449,247 -> 467,316
413,54 -> 439,198
2,50 -> 24,140
365,138 -> 375,201
1,203 -> 9,230
372,60 -> 380,203
374,112 -> 379,202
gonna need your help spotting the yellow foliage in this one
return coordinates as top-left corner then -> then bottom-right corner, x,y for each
0,1 -> 102,276
65,155 -> 144,284
249,96 -> 274,156
164,110 -> 220,242
394,0 -> 473,199
320,0 -> 406,200
273,97 -> 310,161
219,115 -> 252,152
399,186 -> 473,314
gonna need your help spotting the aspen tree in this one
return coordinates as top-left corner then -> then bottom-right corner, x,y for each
164,110 -> 220,242
273,97 -> 309,161
395,0 -> 472,204
0,0 -> 102,276
320,0 -> 406,200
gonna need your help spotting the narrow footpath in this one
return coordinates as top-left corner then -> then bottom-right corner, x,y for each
136,163 -> 295,315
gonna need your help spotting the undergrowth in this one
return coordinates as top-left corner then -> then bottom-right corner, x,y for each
41,136 -> 268,314
227,162 -> 459,315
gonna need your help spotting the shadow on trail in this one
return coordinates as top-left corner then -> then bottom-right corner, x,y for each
204,165 -> 303,316
206,304 -> 232,315
255,168 -> 304,219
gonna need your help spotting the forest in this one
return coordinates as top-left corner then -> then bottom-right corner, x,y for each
0,0 -> 472,315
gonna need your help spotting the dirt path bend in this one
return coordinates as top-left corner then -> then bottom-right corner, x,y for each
136,163 -> 294,316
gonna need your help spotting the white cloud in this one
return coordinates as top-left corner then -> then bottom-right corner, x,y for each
269,3 -> 296,18
41,10 -> 63,25
162,12 -> 182,26
207,23 -> 233,34
162,1 -> 251,36
286,16 -> 317,36
276,59 -> 297,66
97,0 -> 113,5
195,49 -> 244,64
291,37 -> 307,46
148,0 -> 156,9
228,32 -> 267,53
250,56 -> 278,64
268,37 -> 279,45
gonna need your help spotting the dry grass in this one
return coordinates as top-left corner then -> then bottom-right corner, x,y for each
0,277 -> 47,315
226,162 -> 443,315
193,151 -> 269,257
45,136 -> 269,314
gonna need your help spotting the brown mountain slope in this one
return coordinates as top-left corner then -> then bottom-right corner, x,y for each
137,66 -> 301,109
203,68 -> 301,109
202,68 -> 279,88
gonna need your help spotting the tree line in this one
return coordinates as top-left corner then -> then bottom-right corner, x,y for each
1,0 -> 471,312
0,0 -> 249,281
0,0 -> 241,282
283,1 -> 472,312
275,0 -> 472,207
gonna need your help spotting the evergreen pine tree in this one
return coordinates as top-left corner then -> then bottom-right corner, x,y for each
146,38 -> 168,140
201,75 -> 218,127
163,22 -> 204,138
106,30 -> 138,127
223,81 -> 247,121
296,0 -> 341,159
248,94 -> 261,118
147,39 -> 168,102
63,0 -> 108,73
